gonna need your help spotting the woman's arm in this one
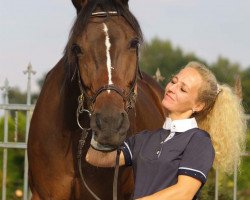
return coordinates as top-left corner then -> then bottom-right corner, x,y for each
86,146 -> 126,167
136,175 -> 202,200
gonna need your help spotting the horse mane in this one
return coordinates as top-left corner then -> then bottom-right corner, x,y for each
63,0 -> 143,85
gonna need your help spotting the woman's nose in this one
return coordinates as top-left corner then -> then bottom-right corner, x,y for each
168,83 -> 177,93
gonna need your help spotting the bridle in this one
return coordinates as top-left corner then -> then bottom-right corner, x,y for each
75,11 -> 142,200
76,67 -> 138,116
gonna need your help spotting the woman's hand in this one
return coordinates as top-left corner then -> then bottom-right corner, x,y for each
86,147 -> 125,167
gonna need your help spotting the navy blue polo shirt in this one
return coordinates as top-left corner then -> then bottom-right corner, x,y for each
120,118 -> 215,199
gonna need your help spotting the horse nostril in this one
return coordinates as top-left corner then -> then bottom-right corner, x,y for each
117,112 -> 125,130
95,113 -> 102,129
93,131 -> 97,138
94,112 -> 127,131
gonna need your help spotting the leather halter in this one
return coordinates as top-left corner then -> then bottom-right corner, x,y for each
75,11 -> 141,200
76,42 -> 140,114
77,67 -> 138,113
75,10 -> 142,113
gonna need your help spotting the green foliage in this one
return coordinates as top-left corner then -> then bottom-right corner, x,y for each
210,56 -> 241,86
237,130 -> 250,199
8,88 -> 27,104
0,112 -> 26,199
201,170 -> 232,200
140,38 -> 207,88
0,112 -> 26,142
2,86 -> 39,106
241,68 -> 250,113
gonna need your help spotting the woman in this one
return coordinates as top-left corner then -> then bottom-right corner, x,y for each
86,61 -> 246,200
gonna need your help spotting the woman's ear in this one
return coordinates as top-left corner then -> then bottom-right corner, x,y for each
193,102 -> 205,113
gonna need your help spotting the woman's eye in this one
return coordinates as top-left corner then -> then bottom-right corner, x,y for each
181,88 -> 187,93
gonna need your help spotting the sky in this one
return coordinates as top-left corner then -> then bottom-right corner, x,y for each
0,0 -> 250,95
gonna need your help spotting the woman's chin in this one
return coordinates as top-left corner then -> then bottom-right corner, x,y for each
162,99 -> 173,111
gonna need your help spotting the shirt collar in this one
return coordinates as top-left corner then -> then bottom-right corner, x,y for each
163,117 -> 198,133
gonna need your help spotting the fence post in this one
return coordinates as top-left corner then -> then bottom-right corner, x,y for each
233,74 -> 242,200
215,168 -> 219,200
233,160 -> 238,200
23,63 -> 36,200
0,79 -> 10,200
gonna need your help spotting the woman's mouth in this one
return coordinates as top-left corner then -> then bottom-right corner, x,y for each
165,93 -> 175,101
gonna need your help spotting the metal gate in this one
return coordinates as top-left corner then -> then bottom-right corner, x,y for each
0,63 -> 35,200
0,64 -> 249,200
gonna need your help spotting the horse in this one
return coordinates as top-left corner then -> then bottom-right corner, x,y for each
27,0 -> 165,199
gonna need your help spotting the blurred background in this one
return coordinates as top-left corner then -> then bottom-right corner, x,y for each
0,0 -> 250,199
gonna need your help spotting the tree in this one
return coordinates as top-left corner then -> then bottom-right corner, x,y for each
241,67 -> 250,114
8,87 -> 27,104
140,38 -> 207,87
1,73 -> 46,105
210,56 -> 241,86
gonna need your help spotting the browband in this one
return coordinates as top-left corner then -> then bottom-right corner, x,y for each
91,11 -> 118,17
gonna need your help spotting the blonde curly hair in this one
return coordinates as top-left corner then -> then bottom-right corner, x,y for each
185,61 -> 247,174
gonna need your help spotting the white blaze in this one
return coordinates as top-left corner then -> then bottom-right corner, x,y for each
103,23 -> 113,93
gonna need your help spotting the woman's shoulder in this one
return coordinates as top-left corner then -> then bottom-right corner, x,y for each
192,128 -> 210,138
187,128 -> 214,150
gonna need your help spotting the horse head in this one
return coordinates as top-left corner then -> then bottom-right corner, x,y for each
64,0 -> 143,151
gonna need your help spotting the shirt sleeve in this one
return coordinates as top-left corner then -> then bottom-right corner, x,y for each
120,130 -> 150,166
178,130 -> 215,185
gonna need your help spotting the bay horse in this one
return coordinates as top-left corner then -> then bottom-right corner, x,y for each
28,0 -> 165,199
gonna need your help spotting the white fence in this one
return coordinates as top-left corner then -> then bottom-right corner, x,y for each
0,64 -> 249,200
0,63 -> 35,200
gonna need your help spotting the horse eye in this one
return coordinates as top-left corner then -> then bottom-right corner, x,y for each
72,44 -> 83,55
129,39 -> 140,49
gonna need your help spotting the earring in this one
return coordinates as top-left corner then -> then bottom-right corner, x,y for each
192,109 -> 195,114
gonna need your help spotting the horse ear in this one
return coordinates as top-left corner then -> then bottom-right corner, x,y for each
121,0 -> 129,5
71,0 -> 88,14
134,84 -> 138,95
116,0 -> 129,7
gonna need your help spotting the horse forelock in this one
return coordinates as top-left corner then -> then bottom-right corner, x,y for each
63,0 -> 143,87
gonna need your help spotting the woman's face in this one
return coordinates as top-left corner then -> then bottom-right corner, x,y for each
162,67 -> 204,119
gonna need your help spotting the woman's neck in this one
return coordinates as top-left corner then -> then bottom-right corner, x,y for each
168,111 -> 192,120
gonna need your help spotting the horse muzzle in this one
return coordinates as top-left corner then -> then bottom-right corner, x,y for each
90,111 -> 129,151
90,136 -> 118,152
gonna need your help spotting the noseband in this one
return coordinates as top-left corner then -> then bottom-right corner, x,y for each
77,69 -> 138,114
75,11 -> 142,200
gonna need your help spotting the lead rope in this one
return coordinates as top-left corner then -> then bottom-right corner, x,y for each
77,130 -> 121,200
113,149 -> 121,200
76,91 -> 101,199
77,130 -> 101,200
